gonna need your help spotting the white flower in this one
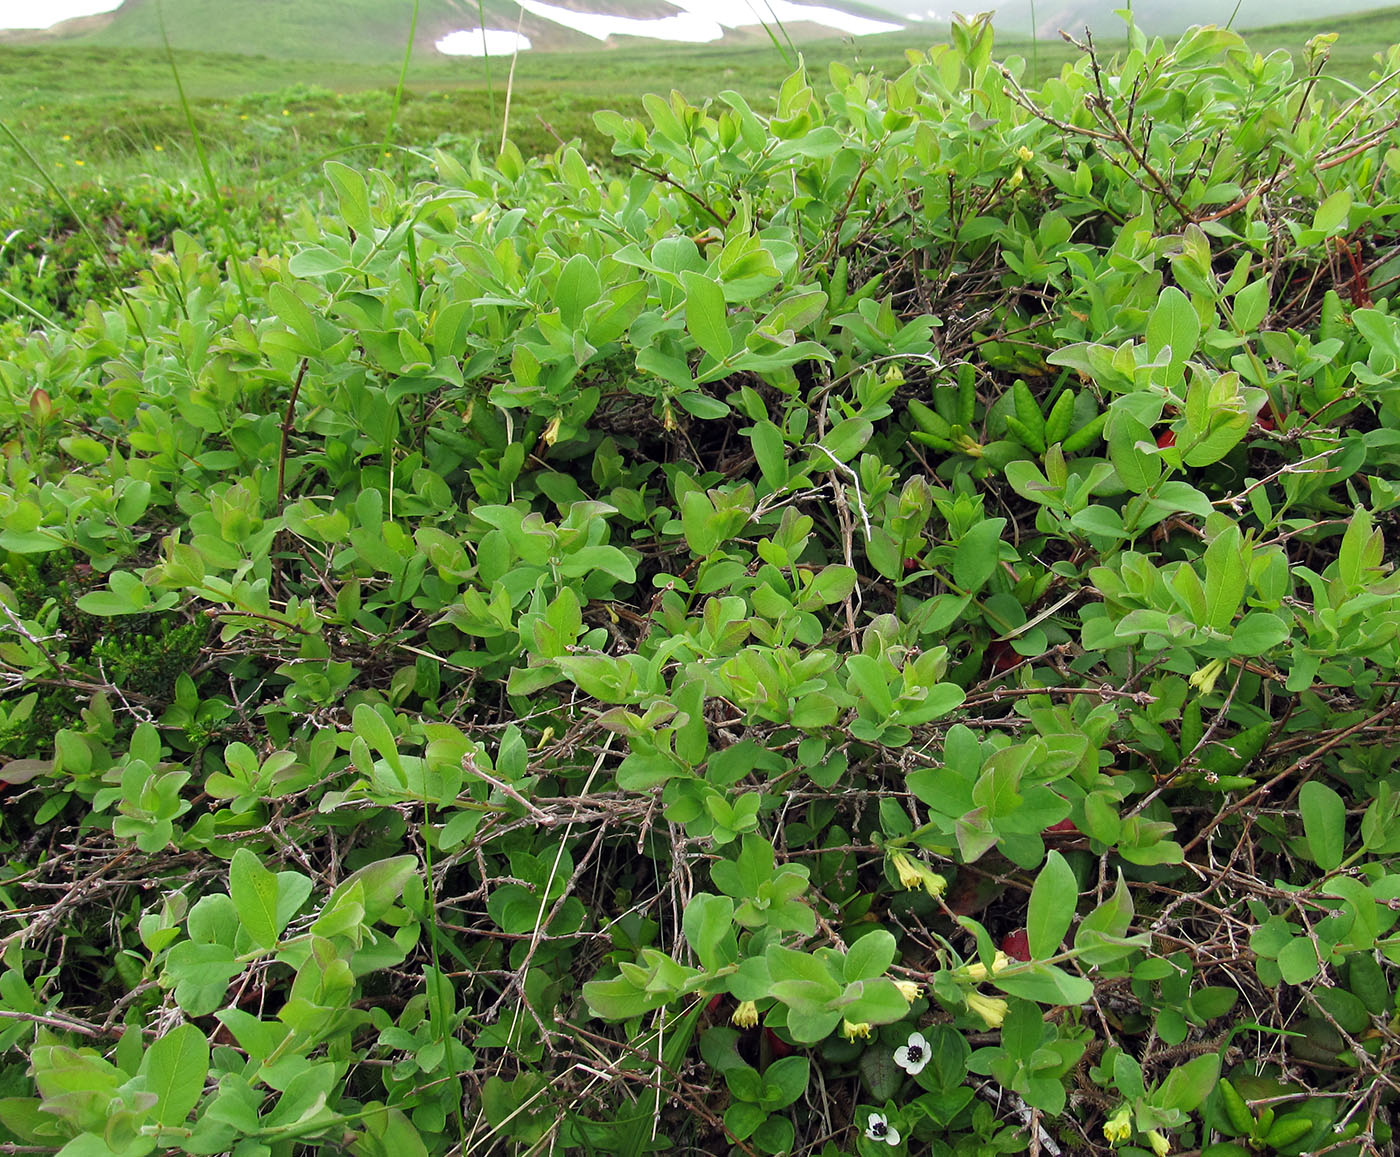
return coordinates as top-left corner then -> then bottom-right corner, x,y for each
865,1112 -> 901,1146
893,1031 -> 930,1075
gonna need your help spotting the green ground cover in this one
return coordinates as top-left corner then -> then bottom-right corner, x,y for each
2,8 -> 1400,1157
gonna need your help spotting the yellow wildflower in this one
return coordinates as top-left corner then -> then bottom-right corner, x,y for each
891,851 -> 924,890
1189,657 -> 1228,696
1017,145 -> 1035,162
960,951 -> 1012,982
840,1019 -> 873,1041
731,1000 -> 759,1029
894,979 -> 924,1004
965,991 -> 1008,1029
1145,1130 -> 1170,1157
889,851 -> 947,899
1103,1104 -> 1132,1144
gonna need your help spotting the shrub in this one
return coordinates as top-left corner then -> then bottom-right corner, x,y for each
0,14 -> 1399,1155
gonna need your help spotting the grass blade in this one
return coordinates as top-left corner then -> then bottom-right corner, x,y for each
155,0 -> 248,311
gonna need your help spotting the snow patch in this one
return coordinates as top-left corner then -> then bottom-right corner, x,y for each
498,0 -> 902,45
437,28 -> 534,55
0,0 -> 122,30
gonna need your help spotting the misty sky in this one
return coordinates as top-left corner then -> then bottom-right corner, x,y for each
0,1 -> 121,29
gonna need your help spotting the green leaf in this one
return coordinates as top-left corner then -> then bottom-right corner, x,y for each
838,977 -> 912,1025
1312,189 -> 1352,236
1300,780 -> 1347,871
1147,286 -> 1200,369
1070,505 -> 1126,540
749,420 -> 788,490
953,518 -> 1006,593
807,564 -> 857,606
1153,1051 -> 1219,1112
1027,851 -> 1077,959
843,930 -> 897,982
759,1055 -> 809,1110
325,160 -> 372,234
723,1101 -> 766,1140
681,271 -> 732,361
1107,412 -> 1161,494
556,253 -> 602,330
992,962 -> 1093,1005
1228,611 -> 1289,655
138,1024 -> 209,1126
1232,277 -> 1270,334
1277,936 -> 1319,984
229,848 -> 281,950
682,894 -> 736,973
75,571 -> 153,617
814,417 -> 873,465
680,489 -> 720,556
1074,872 -> 1145,965
351,704 -> 405,784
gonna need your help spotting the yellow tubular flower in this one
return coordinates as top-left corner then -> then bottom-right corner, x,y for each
840,1019 -> 873,1041
894,979 -> 924,1003
1189,657 -> 1228,696
1103,1105 -> 1132,1144
921,868 -> 948,899
960,951 -> 1012,982
965,991 -> 1008,1029
891,851 -> 924,891
731,1000 -> 759,1029
1145,1130 -> 1170,1157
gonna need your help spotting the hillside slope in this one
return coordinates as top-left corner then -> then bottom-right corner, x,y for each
21,0 -> 906,59
958,0 -> 1400,37
5,0 -> 1396,54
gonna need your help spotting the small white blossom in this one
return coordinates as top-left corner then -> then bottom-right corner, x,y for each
893,1031 -> 930,1075
865,1112 -> 901,1146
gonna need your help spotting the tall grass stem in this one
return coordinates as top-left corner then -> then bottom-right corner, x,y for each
156,0 -> 249,312
477,0 -> 498,136
386,0 -> 422,184
500,9 -> 526,152
0,118 -> 148,346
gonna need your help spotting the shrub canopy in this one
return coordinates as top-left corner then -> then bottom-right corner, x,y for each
2,14 -> 1400,1156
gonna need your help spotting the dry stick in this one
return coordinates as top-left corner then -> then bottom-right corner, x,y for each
480,735 -> 616,1033
1,848 -> 134,953
0,1008 -> 114,1038
274,357 -> 311,516
498,6 -> 526,154
554,1016 -> 760,1157
1316,117 -> 1400,171
1182,699 -> 1400,857
623,161 -> 730,229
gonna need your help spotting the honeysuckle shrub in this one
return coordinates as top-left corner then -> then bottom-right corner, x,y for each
2,13 -> 1400,1155
0,179 -> 285,331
